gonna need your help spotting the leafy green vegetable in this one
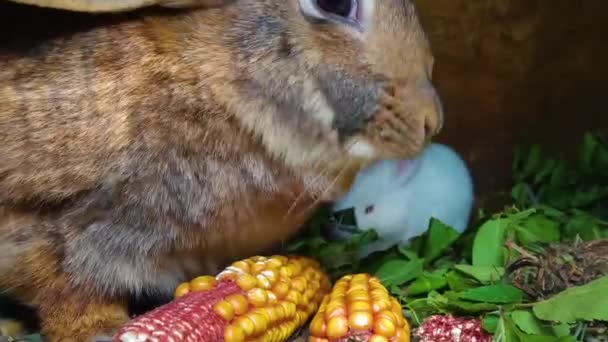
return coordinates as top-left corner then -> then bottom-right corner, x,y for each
472,218 -> 509,267
406,270 -> 448,295
510,310 -> 546,335
374,258 -> 424,287
460,284 -> 524,304
454,264 -> 505,284
516,214 -> 561,244
532,276 -> 608,323
422,218 -> 461,262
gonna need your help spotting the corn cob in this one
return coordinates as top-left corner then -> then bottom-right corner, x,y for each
308,274 -> 410,342
113,255 -> 332,342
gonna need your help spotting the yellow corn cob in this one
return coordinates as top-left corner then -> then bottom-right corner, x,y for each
114,255 -> 332,342
308,274 -> 410,342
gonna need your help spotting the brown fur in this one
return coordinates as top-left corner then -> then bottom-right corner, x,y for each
0,0 -> 442,340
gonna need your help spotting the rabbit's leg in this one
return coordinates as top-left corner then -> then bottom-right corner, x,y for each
0,213 -> 130,342
3,249 -> 129,342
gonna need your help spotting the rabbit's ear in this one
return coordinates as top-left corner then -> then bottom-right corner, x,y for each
394,158 -> 420,185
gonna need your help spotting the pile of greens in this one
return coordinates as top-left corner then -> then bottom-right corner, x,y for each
288,132 -> 608,341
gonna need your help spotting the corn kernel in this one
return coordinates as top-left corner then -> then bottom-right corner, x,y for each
236,274 -> 258,291
213,300 -> 235,321
326,316 -> 348,340
249,288 -> 269,308
224,324 -> 245,342
349,311 -> 373,331
348,300 -> 372,313
369,335 -> 389,342
174,282 -> 190,298
225,294 -> 249,315
373,316 -> 396,337
394,327 -> 409,342
234,316 -> 255,336
309,316 -> 326,337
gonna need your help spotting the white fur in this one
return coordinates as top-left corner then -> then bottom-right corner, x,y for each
347,138 -> 377,158
332,143 -> 474,258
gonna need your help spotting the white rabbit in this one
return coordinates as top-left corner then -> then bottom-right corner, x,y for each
331,143 -> 474,258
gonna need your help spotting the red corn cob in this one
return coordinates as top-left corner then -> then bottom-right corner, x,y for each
113,255 -> 332,342
413,315 -> 492,342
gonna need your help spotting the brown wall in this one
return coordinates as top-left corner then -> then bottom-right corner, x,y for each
413,0 -> 608,199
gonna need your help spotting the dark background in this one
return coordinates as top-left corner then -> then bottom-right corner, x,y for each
413,0 -> 608,203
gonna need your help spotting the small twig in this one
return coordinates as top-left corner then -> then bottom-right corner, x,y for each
504,240 -> 539,261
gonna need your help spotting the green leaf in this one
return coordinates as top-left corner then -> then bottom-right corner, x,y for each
551,323 -> 571,337
482,314 -> 500,334
422,218 -> 461,262
516,214 -> 561,245
493,312 -> 520,342
454,264 -> 505,284
445,270 -> 478,292
406,271 -> 447,296
374,258 -> 424,287
398,246 -> 419,260
443,291 -> 499,313
532,276 -> 608,323
510,310 -> 545,335
460,284 -> 524,304
472,218 -> 509,267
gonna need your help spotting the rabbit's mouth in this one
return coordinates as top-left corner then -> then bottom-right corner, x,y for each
346,78 -> 443,161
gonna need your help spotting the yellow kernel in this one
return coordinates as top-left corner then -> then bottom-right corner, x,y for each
251,262 -> 266,275
272,280 -> 290,299
347,289 -> 370,302
291,276 -> 307,293
285,290 -> 302,304
234,316 -> 255,336
287,262 -> 302,276
267,291 -> 278,305
247,312 -> 268,335
236,274 -> 258,291
348,283 -> 369,293
174,282 -> 190,298
369,335 -> 389,342
231,261 -> 251,273
224,324 -> 245,342
325,305 -> 347,320
225,294 -> 249,315
372,298 -> 392,313
326,316 -> 349,340
283,301 -> 297,318
309,316 -> 326,337
190,275 -> 216,292
349,311 -> 373,331
308,338 -> 329,342
247,288 -> 268,307
213,300 -> 235,321
349,300 -> 372,313
267,256 -> 285,268
375,310 -> 398,326
394,327 -> 410,342
256,274 -> 272,289
260,268 -> 279,284
304,289 -> 316,301
274,304 -> 287,320
279,266 -> 293,278
374,316 -> 396,337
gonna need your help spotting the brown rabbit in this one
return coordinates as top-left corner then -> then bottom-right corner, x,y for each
0,0 -> 443,340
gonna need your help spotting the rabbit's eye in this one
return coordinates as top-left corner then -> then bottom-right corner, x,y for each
316,0 -> 355,18
299,0 -> 360,23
